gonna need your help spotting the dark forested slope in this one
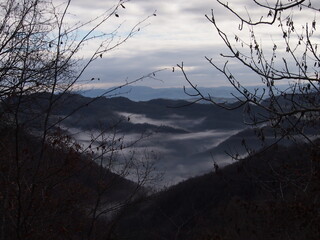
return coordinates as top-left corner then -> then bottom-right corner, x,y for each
0,126 -> 144,240
11,92 -> 247,133
116,141 -> 320,240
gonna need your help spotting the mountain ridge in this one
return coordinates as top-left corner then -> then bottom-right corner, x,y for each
78,85 -> 264,102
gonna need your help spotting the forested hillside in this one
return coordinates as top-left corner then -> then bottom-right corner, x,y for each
0,125 -> 145,239
21,92 -> 247,132
116,141 -> 320,240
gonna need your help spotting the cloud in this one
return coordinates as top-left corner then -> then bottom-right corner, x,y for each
68,0 -> 314,89
66,0 -> 233,88
78,44 -> 260,89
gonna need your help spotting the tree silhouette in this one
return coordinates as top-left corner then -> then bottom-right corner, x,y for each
0,1 -> 158,239
177,1 -> 320,238
179,0 -> 320,146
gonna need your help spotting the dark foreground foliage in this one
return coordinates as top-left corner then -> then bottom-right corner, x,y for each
0,126 -> 143,240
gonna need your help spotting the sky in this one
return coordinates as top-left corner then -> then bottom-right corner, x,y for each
64,0 -> 318,90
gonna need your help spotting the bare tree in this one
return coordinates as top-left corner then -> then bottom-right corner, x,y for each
178,2 -> 320,238
0,0 -> 159,239
179,0 -> 320,145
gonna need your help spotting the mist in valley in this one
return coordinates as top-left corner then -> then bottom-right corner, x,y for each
67,110 -> 242,187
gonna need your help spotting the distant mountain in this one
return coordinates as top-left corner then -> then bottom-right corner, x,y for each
12,92 -> 304,186
17,92 -> 246,133
14,92 -> 251,184
78,85 -> 267,102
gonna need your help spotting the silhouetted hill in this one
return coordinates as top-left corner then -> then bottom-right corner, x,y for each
13,92 -> 248,133
116,141 -> 320,240
193,126 -> 296,162
0,125 -> 145,239
79,85 -> 270,102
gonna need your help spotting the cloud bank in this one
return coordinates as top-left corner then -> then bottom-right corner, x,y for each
66,0 -> 314,90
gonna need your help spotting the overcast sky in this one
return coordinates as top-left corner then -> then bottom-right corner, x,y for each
66,0 -> 317,90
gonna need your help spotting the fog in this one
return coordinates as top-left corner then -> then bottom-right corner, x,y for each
117,112 -> 206,131
67,124 -> 240,187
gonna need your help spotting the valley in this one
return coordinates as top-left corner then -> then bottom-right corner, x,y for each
46,92 -> 297,187
56,93 -> 249,186
3,91 -> 319,239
